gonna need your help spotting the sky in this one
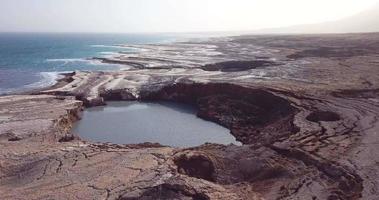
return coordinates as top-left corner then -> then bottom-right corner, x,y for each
0,0 -> 378,33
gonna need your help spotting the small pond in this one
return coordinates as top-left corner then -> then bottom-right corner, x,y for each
72,101 -> 241,147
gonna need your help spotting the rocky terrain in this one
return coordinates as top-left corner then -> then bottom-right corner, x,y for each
1,33 -> 379,199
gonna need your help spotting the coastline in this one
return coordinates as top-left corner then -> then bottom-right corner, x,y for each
0,35 -> 212,97
9,71 -> 76,96
1,34 -> 221,96
1,33 -> 379,199
0,33 -> 181,96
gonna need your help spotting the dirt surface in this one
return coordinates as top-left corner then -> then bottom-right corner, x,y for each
1,33 -> 379,199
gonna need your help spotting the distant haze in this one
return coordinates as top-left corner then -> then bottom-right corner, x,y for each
257,3 -> 379,33
0,0 -> 379,33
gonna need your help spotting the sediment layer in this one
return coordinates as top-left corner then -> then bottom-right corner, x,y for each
1,33 -> 379,199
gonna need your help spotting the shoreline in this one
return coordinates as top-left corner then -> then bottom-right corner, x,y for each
10,71 -> 76,96
0,33 -> 191,97
1,33 -> 379,199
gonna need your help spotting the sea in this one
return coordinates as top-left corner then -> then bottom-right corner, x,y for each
0,33 -> 177,95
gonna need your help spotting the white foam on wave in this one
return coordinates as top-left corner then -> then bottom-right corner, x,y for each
99,51 -> 119,55
91,44 -> 142,53
44,57 -> 125,72
24,72 -> 65,89
0,87 -> 13,95
91,44 -> 128,48
0,71 -> 69,95
99,52 -> 121,58
46,58 -> 87,63
45,58 -> 102,66
46,58 -> 85,62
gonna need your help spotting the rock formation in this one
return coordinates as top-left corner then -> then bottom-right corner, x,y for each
1,33 -> 379,199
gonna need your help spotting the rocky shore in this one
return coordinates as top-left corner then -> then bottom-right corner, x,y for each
1,33 -> 379,199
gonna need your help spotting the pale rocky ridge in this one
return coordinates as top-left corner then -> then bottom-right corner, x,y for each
1,33 -> 379,199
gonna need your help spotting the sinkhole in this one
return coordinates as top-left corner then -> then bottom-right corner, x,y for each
72,101 -> 241,147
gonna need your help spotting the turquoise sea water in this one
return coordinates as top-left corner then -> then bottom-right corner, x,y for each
0,33 -> 174,94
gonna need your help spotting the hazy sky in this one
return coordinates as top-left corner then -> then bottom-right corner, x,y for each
0,0 -> 378,33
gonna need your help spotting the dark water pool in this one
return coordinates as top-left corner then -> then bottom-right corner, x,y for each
72,101 -> 241,147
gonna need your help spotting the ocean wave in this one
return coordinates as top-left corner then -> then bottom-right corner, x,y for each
46,58 -> 87,63
0,71 -> 67,95
24,72 -> 64,89
91,44 -> 140,52
99,51 -> 117,54
99,51 -> 121,56
45,58 -> 101,66
91,44 -> 127,48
